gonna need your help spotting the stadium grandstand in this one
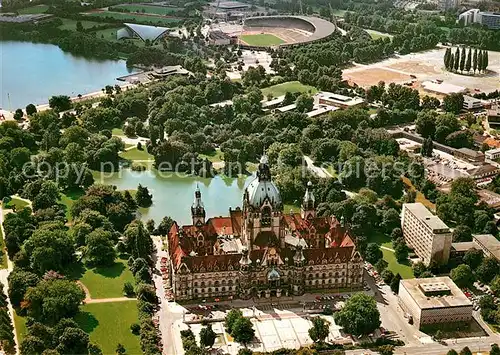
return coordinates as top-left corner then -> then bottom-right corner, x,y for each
117,23 -> 170,43
213,15 -> 336,48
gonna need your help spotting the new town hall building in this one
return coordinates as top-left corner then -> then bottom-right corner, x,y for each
167,156 -> 364,301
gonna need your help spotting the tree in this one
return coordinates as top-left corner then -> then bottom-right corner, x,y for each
394,242 -> 408,263
379,345 -> 395,355
490,344 -> 500,355
476,257 -> 499,284
136,184 -> 153,207
295,94 -> 314,113
26,103 -> 37,116
365,243 -> 383,264
335,293 -> 381,336
382,269 -> 394,284
56,327 -> 90,354
443,93 -> 464,114
116,343 -> 126,355
491,276 -> 500,296
85,228 -> 117,266
390,273 -> 402,293
454,47 -> 460,72
483,50 -> 489,72
24,279 -> 86,324
444,47 -> 451,69
308,316 -> 330,343
48,95 -> 71,112
13,109 -> 23,121
225,309 -> 243,334
465,48 -> 472,73
8,269 -> 40,307
450,264 -> 474,287
123,282 -> 134,296
478,50 -> 483,73
232,317 -> 255,346
421,137 -> 434,157
200,325 -> 216,348
459,47 -> 466,72
473,48 -> 478,73
463,248 -> 484,269
76,21 -> 84,32
449,53 -> 455,73
375,259 -> 388,273
412,262 -> 427,278
448,350 -> 458,355
460,347 -> 472,355
452,225 -> 472,242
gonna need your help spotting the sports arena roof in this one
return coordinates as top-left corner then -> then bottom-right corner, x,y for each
117,23 -> 170,42
244,15 -> 336,46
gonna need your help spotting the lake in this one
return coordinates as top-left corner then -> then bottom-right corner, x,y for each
94,169 -> 254,225
0,41 -> 137,109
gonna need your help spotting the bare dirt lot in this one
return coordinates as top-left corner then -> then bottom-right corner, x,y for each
343,47 -> 500,94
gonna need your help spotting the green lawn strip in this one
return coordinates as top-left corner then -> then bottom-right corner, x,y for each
18,5 -> 49,14
331,9 -> 347,17
3,198 -> 29,210
261,81 -> 317,97
58,188 -> 85,222
120,147 -> 153,161
92,27 -> 122,41
112,128 -> 125,137
199,149 -> 223,163
369,232 -> 393,249
381,249 -> 414,279
57,18 -> 104,31
0,225 -> 8,269
14,310 -> 27,344
284,204 -> 300,213
77,259 -> 135,299
75,301 -> 141,354
110,4 -> 182,15
240,34 -> 285,46
83,11 -> 182,25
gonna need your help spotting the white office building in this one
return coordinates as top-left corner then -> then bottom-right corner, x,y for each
401,203 -> 452,266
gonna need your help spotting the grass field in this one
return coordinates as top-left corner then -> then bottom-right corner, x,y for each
75,301 -> 140,354
402,176 -> 435,211
261,81 -> 317,97
199,149 -> 223,163
120,147 -> 153,161
18,4 -> 49,14
382,249 -> 414,279
331,9 -> 347,17
84,11 -> 182,26
110,4 -> 181,15
58,188 -> 85,222
240,34 -> 285,46
14,311 -> 27,343
92,27 -> 122,41
76,259 -> 135,299
3,197 -> 29,211
58,18 -> 104,31
0,225 -> 8,269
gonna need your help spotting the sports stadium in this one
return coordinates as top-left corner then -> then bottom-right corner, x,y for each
214,15 -> 336,48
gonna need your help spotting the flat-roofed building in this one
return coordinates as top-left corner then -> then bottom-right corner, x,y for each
208,30 -> 232,45
314,92 -> 365,109
473,234 -> 500,261
422,81 -> 466,96
463,95 -> 484,110
454,147 -> 485,165
399,277 -> 473,329
402,203 -> 452,266
486,148 -> 500,160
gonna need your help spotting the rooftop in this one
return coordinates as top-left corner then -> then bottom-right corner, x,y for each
451,241 -> 475,252
404,203 -> 450,232
307,105 -> 338,117
209,1 -> 251,9
473,234 -> 500,260
422,81 -> 466,95
400,277 -> 472,309
456,147 -> 484,158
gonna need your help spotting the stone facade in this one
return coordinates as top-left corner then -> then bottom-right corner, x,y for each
168,156 -> 363,301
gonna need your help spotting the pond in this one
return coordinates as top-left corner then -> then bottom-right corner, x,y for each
0,41 -> 137,109
93,168 -> 254,225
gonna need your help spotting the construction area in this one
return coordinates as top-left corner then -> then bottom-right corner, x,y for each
343,47 -> 500,96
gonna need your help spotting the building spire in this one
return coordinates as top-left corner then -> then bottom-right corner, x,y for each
301,181 -> 316,219
257,152 -> 271,182
191,184 -> 206,225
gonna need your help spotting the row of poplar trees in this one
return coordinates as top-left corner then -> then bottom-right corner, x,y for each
444,47 -> 489,74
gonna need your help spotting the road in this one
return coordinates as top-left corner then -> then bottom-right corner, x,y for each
303,156 -> 332,178
152,237 -> 185,355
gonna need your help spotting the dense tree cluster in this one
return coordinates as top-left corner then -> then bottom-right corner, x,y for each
335,293 -> 381,336
444,47 -> 489,75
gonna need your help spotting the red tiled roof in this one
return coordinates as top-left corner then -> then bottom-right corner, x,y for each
304,246 -> 354,263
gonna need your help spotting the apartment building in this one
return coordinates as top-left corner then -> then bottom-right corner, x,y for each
401,203 -> 452,266
399,277 -> 473,329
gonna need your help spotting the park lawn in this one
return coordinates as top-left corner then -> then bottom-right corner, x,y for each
3,197 -> 29,210
199,149 -> 223,163
0,225 -> 7,269
57,18 -> 104,31
78,259 -> 135,299
84,11 -> 182,26
261,81 -> 317,97
331,9 -> 347,17
402,176 -> 436,211
110,4 -> 182,15
14,311 -> 27,343
18,4 -> 49,14
120,147 -> 153,161
112,128 -> 125,136
382,249 -> 414,279
59,188 -> 85,222
75,301 -> 140,355
240,34 -> 285,46
284,204 -> 300,213
369,232 -> 393,249
364,29 -> 392,40
92,27 -> 122,41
